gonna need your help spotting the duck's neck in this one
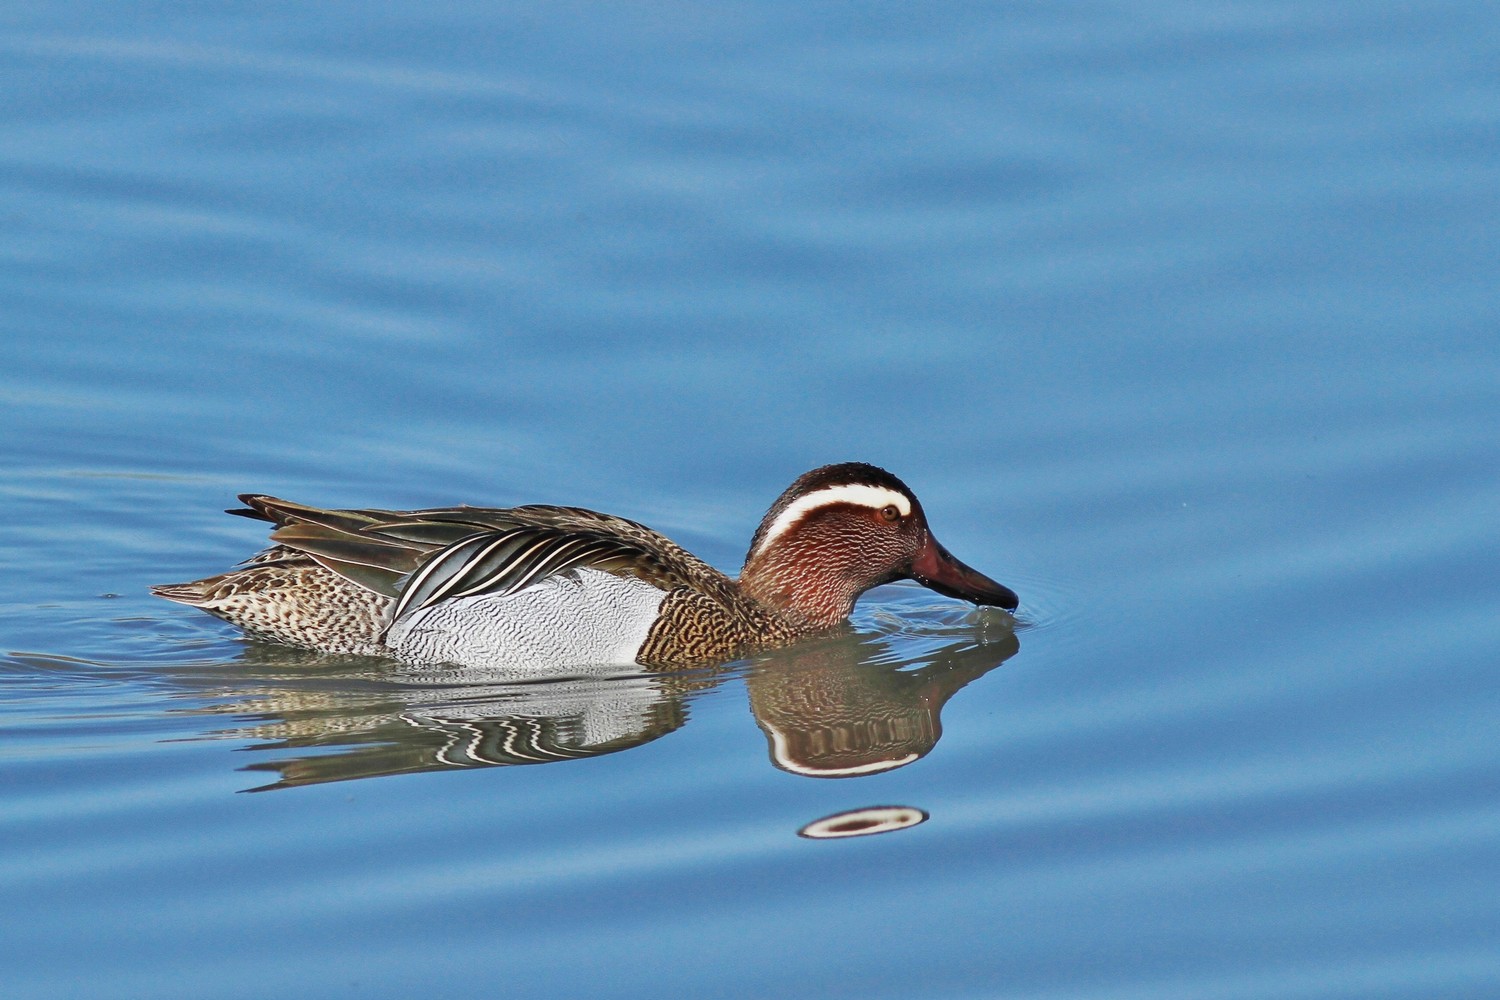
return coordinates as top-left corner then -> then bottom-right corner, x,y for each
739,547 -> 861,630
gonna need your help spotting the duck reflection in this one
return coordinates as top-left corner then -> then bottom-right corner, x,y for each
228,660 -> 717,791
747,626 -> 1020,778
211,615 -> 1018,792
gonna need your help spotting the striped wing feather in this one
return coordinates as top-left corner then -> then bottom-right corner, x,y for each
388,526 -> 669,624
233,494 -> 719,619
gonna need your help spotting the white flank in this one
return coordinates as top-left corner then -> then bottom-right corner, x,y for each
385,568 -> 667,668
752,484 -> 912,556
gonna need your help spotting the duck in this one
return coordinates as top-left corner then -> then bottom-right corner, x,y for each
152,462 -> 1018,667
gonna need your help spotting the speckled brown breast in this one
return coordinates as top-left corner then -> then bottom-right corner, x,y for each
635,587 -> 801,665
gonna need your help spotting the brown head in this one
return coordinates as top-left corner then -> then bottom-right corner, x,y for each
739,462 -> 1019,628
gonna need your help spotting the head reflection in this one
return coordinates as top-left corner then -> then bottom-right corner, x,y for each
747,627 -> 1019,778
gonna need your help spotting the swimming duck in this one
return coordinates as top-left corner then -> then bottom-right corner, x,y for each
153,462 -> 1018,667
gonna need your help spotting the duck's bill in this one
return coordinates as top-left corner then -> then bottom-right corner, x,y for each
909,536 -> 1019,611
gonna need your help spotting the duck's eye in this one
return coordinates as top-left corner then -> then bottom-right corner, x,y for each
879,504 -> 901,523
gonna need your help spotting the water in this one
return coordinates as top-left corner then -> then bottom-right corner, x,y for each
4,2 -> 1499,997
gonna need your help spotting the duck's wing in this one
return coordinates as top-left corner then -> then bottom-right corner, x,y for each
232,495 -> 449,597
385,524 -> 694,624
233,496 -> 723,609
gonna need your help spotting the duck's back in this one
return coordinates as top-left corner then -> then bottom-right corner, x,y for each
153,496 -> 789,666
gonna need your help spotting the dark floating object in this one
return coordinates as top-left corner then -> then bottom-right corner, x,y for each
798,805 -> 930,840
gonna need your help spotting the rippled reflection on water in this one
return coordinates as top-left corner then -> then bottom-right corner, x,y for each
171,612 -> 1019,798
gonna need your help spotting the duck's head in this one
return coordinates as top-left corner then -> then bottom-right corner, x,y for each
739,462 -> 1019,628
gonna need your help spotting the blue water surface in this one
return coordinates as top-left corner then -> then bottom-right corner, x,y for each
3,2 -> 1499,998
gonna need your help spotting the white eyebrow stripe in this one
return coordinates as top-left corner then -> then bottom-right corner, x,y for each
753,484 -> 912,555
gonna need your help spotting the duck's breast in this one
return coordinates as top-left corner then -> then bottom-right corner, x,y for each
384,568 -> 668,668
